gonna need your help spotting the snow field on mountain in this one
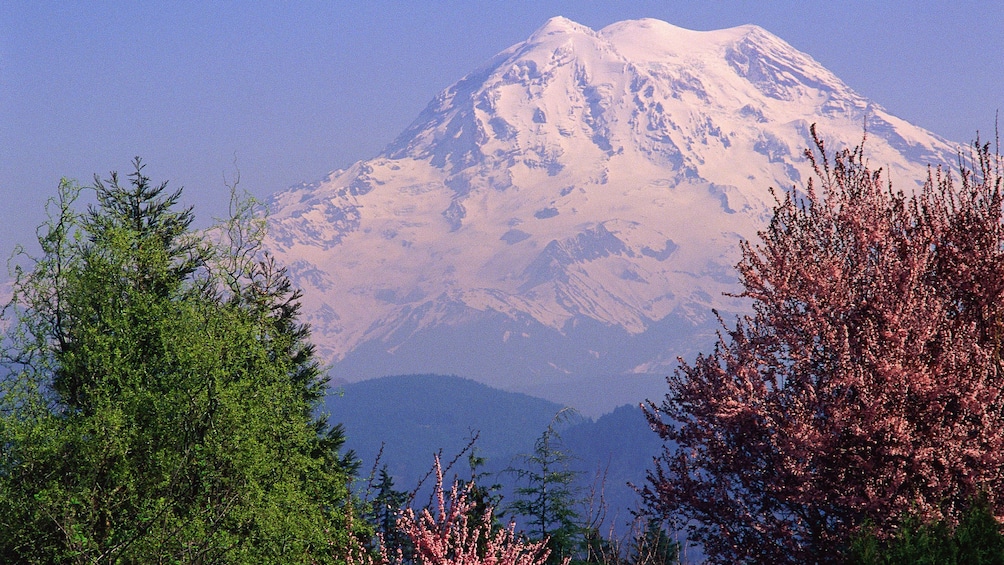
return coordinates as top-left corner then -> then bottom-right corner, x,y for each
265,16 -> 960,404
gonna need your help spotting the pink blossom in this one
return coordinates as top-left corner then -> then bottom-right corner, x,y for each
643,127 -> 1004,563
352,456 -> 565,565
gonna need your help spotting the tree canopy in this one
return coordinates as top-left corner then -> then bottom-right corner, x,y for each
0,160 -> 364,563
643,128 -> 1004,563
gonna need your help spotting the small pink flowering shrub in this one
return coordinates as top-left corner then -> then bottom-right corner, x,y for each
349,457 -> 563,565
397,458 -> 560,565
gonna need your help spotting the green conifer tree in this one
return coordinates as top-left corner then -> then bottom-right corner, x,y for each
508,410 -> 583,565
0,160 -> 365,563
367,465 -> 412,560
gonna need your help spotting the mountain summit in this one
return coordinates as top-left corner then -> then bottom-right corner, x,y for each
266,17 -> 958,414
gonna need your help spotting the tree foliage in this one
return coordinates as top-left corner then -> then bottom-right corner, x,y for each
0,160 -> 363,563
642,127 -> 1004,563
579,518 -> 679,565
847,497 -> 1004,565
367,465 -> 414,560
508,410 -> 583,565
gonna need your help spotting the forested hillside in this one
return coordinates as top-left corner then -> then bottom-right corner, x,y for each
328,374 -> 572,483
330,374 -> 661,535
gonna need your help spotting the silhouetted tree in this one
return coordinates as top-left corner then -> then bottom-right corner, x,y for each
627,520 -> 679,565
368,465 -> 413,560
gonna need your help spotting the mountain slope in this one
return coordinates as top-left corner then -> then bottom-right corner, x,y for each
268,17 -> 959,413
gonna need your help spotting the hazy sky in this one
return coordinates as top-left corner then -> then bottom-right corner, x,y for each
2,2 -> 1002,258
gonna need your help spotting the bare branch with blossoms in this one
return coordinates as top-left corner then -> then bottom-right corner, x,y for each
398,456 -> 564,565
349,455 -> 565,565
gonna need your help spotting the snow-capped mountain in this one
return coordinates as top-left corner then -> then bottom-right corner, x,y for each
266,17 -> 958,414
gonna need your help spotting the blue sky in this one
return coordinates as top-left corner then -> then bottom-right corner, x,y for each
2,2 -> 1001,257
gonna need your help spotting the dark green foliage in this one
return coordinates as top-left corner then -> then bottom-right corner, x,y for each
580,519 -> 679,565
628,520 -> 679,565
367,465 -> 412,560
0,161 -> 364,563
847,499 -> 1004,565
581,527 -> 620,564
508,410 -> 584,565
457,449 -> 507,560
331,375 -> 655,541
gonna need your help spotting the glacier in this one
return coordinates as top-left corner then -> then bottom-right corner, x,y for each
265,17 -> 960,415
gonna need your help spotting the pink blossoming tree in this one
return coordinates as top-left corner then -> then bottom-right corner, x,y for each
643,127 -> 1004,563
383,457 -> 562,565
